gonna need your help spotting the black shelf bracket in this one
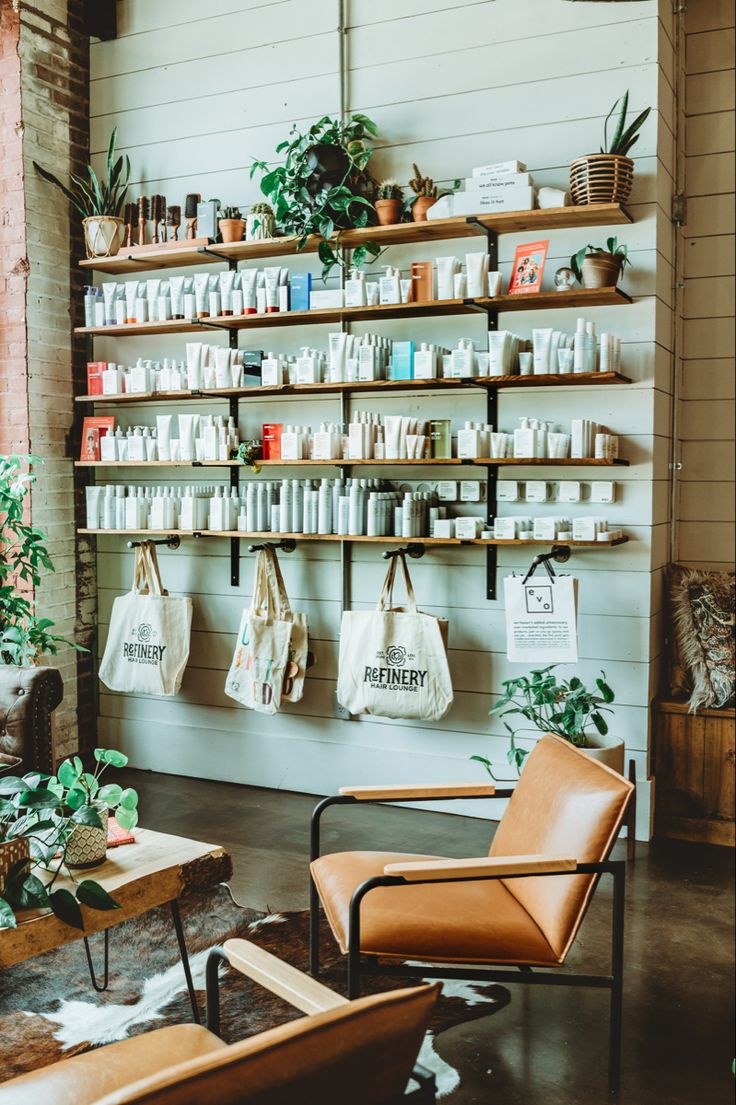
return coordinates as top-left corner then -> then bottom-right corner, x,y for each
480,226 -> 500,598
196,247 -> 239,267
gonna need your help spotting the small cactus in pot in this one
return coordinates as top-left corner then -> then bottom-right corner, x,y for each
246,202 -> 275,241
374,180 -> 404,226
219,205 -> 245,243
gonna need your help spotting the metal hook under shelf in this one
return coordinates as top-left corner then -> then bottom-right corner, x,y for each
247,539 -> 297,554
521,544 -> 571,585
126,536 -> 181,550
382,543 -> 426,561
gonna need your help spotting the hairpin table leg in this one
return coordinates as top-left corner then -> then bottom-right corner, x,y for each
83,928 -> 110,992
170,898 -> 201,1023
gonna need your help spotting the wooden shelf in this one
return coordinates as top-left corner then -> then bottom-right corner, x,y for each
75,371 -> 630,405
74,287 -> 632,338
75,457 -> 628,469
77,528 -> 629,548
78,205 -> 633,275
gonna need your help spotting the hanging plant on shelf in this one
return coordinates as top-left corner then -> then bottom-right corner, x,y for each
250,113 -> 381,280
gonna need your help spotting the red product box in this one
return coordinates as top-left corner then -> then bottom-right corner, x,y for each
262,423 -> 283,461
87,361 -> 105,395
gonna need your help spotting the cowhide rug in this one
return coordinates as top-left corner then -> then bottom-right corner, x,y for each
0,884 -> 510,1098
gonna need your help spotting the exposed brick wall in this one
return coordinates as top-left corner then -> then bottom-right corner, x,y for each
1,0 -> 95,759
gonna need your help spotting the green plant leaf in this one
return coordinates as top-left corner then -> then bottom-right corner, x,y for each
97,783 -> 123,807
75,881 -> 120,912
71,805 -> 104,828
118,788 -> 138,811
57,759 -> 81,789
0,897 -> 17,930
591,712 -> 609,735
115,807 -> 138,831
65,786 -> 87,811
13,872 -> 50,910
48,888 -> 84,930
17,788 -> 60,810
607,91 -> 629,154
93,749 -> 128,768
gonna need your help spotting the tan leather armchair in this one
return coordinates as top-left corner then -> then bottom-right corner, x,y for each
0,939 -> 439,1105
309,733 -> 634,1092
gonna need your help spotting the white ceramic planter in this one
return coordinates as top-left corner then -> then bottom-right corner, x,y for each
580,734 -> 625,775
83,216 -> 124,258
65,807 -> 109,868
246,212 -> 275,241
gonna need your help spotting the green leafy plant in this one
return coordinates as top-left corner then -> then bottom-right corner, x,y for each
570,237 -> 631,282
220,206 -> 242,220
0,748 -> 138,930
33,127 -> 130,219
471,666 -> 615,778
601,91 -> 651,156
1,455 -> 86,666
376,179 -> 404,202
250,113 -> 381,280
234,439 -> 263,473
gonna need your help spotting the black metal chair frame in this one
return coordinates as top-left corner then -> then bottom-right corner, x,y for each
205,946 -> 437,1102
309,793 -> 626,1094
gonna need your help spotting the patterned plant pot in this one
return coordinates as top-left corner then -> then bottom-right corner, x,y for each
65,808 -> 109,869
83,216 -> 124,258
0,837 -> 30,894
246,211 -> 275,241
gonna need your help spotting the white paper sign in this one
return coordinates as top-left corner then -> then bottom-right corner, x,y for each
504,574 -> 579,663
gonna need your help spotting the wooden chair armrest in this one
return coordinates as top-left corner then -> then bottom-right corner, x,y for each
223,938 -> 348,1015
383,854 -> 577,882
338,782 -> 496,801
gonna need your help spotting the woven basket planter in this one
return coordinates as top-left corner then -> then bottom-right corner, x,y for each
570,154 -> 634,206
83,216 -> 124,258
0,837 -> 30,894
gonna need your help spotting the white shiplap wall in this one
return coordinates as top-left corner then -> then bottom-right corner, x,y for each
677,0 -> 735,567
89,0 -> 675,834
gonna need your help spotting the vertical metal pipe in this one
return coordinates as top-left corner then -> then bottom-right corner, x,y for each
608,862 -> 626,1092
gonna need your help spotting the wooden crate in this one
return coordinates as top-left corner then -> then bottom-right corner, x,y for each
653,700 -> 735,846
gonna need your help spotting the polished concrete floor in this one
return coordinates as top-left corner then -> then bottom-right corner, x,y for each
123,768 -> 735,1105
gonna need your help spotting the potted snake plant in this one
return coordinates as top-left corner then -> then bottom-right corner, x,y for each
570,91 -> 651,206
33,128 -> 130,258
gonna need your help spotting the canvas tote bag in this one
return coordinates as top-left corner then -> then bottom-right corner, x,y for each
99,542 -> 192,696
266,547 -> 309,704
337,553 -> 453,721
224,549 -> 293,714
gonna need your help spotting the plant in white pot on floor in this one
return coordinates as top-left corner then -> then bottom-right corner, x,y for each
0,748 -> 138,930
472,665 -> 623,778
33,127 -> 131,258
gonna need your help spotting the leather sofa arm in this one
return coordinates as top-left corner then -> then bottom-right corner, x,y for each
383,854 -> 578,882
222,939 -> 348,1015
0,666 -> 63,773
338,783 -> 496,801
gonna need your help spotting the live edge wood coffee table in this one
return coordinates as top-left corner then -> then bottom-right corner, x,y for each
0,828 -> 232,1022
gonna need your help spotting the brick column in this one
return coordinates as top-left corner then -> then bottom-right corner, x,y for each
1,0 -> 95,759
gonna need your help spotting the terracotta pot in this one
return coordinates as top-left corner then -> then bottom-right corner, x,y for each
569,154 -> 634,206
580,734 -> 625,776
580,252 -> 623,289
374,199 -> 403,227
65,807 -> 109,869
218,218 -> 245,244
83,216 -> 124,258
412,196 -> 437,222
0,837 -> 30,894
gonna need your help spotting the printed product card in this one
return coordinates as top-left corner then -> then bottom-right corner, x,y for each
508,240 -> 549,296
80,416 -> 115,461
504,574 -> 578,663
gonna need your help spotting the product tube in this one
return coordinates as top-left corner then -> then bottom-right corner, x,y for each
532,328 -> 553,375
185,342 -> 204,390
264,266 -> 281,313
156,415 -> 172,461
207,275 -> 221,318
328,332 -> 348,383
436,256 -> 458,300
114,286 -> 126,325
145,279 -> 161,322
241,269 -> 257,314
214,347 -> 231,388
194,273 -> 209,318
102,283 -> 117,325
399,278 -> 412,304
465,252 -> 488,298
230,351 -> 243,388
219,270 -> 235,315
85,485 -> 104,528
178,414 -> 198,462
383,415 -> 401,460
487,331 -> 507,376
124,280 -> 139,324
169,276 -> 186,319
453,271 -> 467,299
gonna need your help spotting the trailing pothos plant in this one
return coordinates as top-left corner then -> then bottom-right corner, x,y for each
471,665 -> 615,778
0,748 -> 138,930
0,454 -> 86,665
250,113 -> 381,280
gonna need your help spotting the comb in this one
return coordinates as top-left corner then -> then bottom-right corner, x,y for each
184,192 -> 201,240
166,205 -> 181,242
138,195 -> 149,247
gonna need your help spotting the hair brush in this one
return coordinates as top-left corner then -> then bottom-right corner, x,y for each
138,195 -> 149,247
184,193 -> 201,240
166,205 -> 181,242
151,195 -> 164,244
123,202 -> 136,247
